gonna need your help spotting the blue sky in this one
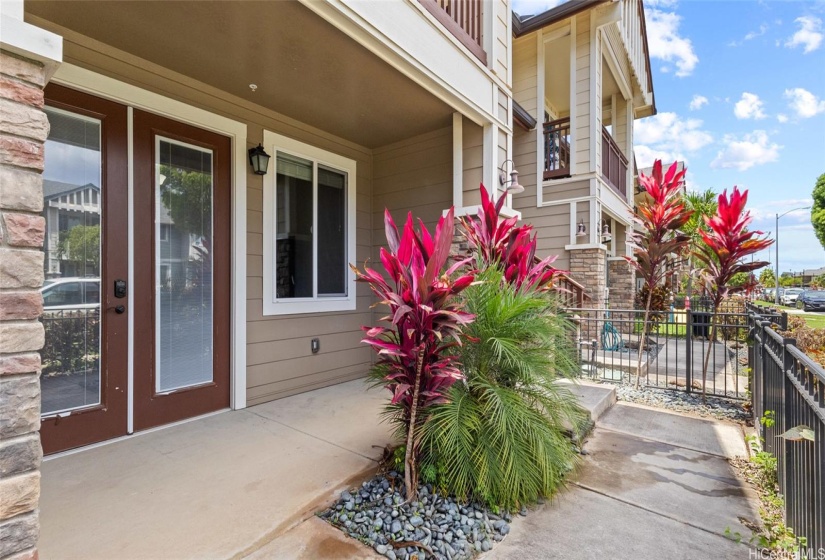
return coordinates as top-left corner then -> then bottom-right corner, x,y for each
513,0 -> 825,274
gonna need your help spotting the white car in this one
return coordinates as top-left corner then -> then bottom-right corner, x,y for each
40,277 -> 100,310
781,288 -> 804,306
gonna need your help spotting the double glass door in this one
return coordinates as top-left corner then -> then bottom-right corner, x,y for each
40,85 -> 231,454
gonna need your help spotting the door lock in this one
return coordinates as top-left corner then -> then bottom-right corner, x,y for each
114,279 -> 127,299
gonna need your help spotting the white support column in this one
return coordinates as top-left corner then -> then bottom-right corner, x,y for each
625,99 -> 633,203
452,112 -> 463,209
569,201 -> 577,245
536,28 -> 546,208
568,17 -> 577,178
589,14 -> 599,175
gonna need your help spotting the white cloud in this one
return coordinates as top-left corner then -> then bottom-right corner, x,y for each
645,8 -> 698,77
633,112 -> 713,167
710,131 -> 782,171
730,23 -> 769,46
734,92 -> 767,120
785,16 -> 823,53
689,95 -> 708,110
777,113 -> 789,123
784,88 -> 825,118
511,0 -> 564,17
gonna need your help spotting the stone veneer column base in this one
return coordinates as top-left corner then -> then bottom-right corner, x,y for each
0,49 -> 51,560
608,258 -> 636,310
568,247 -> 607,344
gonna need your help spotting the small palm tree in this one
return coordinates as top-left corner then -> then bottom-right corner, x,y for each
682,189 -> 718,300
417,268 -> 586,509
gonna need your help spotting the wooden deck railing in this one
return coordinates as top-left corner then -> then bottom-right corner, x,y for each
556,272 -> 588,309
419,0 -> 486,64
543,117 -> 571,180
601,126 -> 628,197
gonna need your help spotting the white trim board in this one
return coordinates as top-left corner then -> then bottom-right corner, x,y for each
52,63 -> 249,411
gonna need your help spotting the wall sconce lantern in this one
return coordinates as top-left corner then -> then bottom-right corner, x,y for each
576,220 -> 587,238
248,144 -> 271,176
498,159 -> 524,194
601,221 -> 612,242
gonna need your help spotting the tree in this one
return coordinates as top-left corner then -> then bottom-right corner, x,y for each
682,189 -> 718,299
758,268 -> 775,287
694,187 -> 773,401
729,272 -> 750,288
159,165 -> 212,240
626,160 -> 693,388
811,173 -> 825,250
58,224 -> 100,275
354,208 -> 475,501
811,274 -> 825,289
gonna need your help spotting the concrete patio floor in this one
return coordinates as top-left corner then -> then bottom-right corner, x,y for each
39,379 -> 393,560
40,380 -> 760,560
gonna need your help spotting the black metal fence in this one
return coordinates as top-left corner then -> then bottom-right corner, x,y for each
749,303 -> 824,552
567,305 -> 750,398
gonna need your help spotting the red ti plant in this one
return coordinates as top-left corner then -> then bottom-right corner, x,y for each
353,207 -> 475,500
460,184 -> 562,291
693,187 -> 772,400
625,160 -> 693,388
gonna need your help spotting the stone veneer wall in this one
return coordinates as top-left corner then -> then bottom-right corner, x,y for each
569,247 -> 607,342
608,258 -> 635,310
0,50 -> 49,560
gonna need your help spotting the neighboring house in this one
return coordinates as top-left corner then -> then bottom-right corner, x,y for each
12,0 -> 517,457
509,0 -> 655,309
42,179 -> 100,278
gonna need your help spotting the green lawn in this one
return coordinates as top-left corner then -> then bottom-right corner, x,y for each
800,314 -> 825,329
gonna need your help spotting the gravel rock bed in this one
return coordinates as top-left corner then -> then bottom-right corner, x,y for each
615,384 -> 750,423
320,471 -> 517,560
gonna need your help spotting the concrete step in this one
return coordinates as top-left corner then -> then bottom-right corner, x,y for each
560,379 -> 617,424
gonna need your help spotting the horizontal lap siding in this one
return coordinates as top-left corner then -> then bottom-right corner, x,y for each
575,13 -> 591,175
52,32 -> 376,407
462,119 -> 484,207
372,126 -> 453,330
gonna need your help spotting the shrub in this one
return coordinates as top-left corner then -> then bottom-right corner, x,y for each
355,207 -> 475,500
418,268 -> 586,509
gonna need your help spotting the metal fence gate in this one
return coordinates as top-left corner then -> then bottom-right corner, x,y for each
567,301 -> 753,399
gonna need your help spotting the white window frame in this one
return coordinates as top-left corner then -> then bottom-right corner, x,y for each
262,131 -> 357,315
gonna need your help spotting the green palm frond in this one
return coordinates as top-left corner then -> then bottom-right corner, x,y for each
418,268 -> 585,509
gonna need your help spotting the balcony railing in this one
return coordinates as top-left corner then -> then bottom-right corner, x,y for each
543,117 -> 571,180
419,0 -> 486,64
601,126 -> 628,197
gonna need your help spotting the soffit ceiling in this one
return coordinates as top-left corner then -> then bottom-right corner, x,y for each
26,1 -> 454,149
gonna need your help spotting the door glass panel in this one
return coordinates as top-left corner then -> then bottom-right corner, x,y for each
275,154 -> 314,298
156,138 -> 214,392
40,107 -> 102,415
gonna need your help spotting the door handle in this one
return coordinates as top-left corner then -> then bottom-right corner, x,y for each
107,305 -> 125,314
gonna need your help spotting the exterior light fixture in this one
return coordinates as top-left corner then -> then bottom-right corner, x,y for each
601,221 -> 612,242
248,144 -> 271,176
498,159 -> 524,194
576,220 -> 587,238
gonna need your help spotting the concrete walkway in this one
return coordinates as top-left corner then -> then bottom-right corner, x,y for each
487,402 -> 759,560
40,380 -> 760,560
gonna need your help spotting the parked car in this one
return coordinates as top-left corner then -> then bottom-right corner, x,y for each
797,290 -> 825,311
781,287 -> 804,306
40,277 -> 100,311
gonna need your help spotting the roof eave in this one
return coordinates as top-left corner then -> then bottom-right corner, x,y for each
513,0 -> 611,38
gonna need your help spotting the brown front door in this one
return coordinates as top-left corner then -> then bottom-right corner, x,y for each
40,85 -> 129,454
40,88 -> 231,454
132,110 -> 231,430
